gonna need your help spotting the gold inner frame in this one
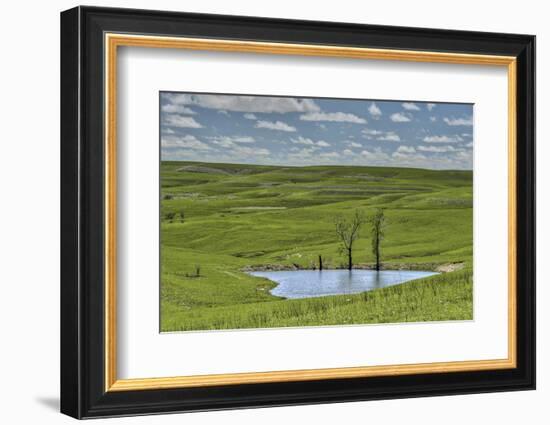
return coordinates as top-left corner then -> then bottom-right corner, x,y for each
104,33 -> 517,392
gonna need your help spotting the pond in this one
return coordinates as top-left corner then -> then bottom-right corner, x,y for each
247,269 -> 439,299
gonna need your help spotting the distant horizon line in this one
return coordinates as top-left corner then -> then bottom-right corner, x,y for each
160,159 -> 473,172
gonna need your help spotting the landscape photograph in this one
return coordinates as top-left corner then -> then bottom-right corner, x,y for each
159,92 -> 474,332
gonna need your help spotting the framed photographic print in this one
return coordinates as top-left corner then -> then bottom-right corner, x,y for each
60,6 -> 535,419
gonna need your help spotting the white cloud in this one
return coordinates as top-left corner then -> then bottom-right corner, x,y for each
361,128 -> 384,139
377,131 -> 401,142
392,150 -> 426,160
320,151 -> 340,159
255,120 -> 296,132
230,136 -> 255,143
288,147 -> 317,161
209,136 -> 256,148
443,116 -> 473,126
349,141 -> 362,148
210,139 -> 234,148
162,93 -> 320,113
368,102 -> 382,118
426,103 -> 437,111
291,136 -> 314,145
360,148 -> 390,161
204,136 -> 270,156
396,145 -> 416,154
430,116 -> 437,122
161,149 -> 199,161
291,136 -> 330,147
161,135 -> 211,150
423,135 -> 461,143
163,114 -> 203,128
161,104 -> 196,114
300,112 -> 367,124
402,102 -> 420,111
343,149 -> 354,156
453,150 -> 473,165
218,110 -> 230,116
417,145 -> 457,153
465,142 -> 473,148
162,128 -> 175,134
390,112 -> 411,122
243,113 -> 257,120
231,146 -> 270,156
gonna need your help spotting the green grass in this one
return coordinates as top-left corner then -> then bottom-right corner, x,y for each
162,269 -> 472,331
160,161 -> 473,332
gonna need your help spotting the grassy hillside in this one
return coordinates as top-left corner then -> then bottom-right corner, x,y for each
160,161 -> 473,331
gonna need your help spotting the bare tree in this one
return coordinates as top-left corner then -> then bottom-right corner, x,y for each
369,209 -> 386,271
334,210 -> 366,270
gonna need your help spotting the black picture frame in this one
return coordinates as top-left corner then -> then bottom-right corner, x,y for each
61,5 -> 535,419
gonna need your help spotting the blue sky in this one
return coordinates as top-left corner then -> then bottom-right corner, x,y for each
160,92 -> 473,170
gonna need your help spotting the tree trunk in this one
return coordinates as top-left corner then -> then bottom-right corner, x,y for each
375,236 -> 380,271
347,248 -> 352,271
318,255 -> 323,271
